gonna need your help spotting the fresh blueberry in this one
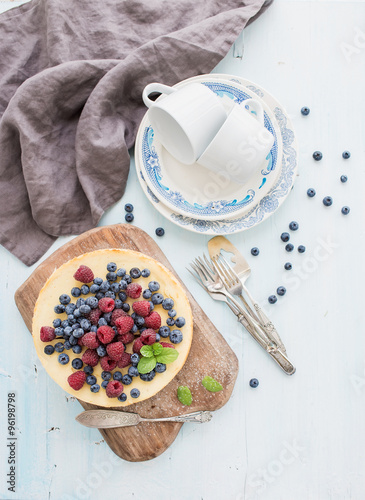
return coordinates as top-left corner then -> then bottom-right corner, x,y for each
67,316 -> 76,325
148,281 -> 160,292
131,324 -> 138,334
249,378 -> 259,388
80,319 -> 91,331
105,291 -> 116,299
140,370 -> 156,382
340,175 -> 348,183
73,328 -> 85,339
106,272 -> 117,282
116,268 -> 126,277
85,297 -> 99,309
285,243 -> 294,252
53,318 -> 62,328
71,287 -> 81,297
124,203 -> 134,213
289,221 -> 299,231
80,285 -> 89,295
72,345 -> 82,354
128,366 -> 139,377
301,106 -> 310,116
323,196 -> 333,207
118,292 -> 127,303
130,388 -> 140,399
155,363 -> 166,373
54,327 -> 64,337
73,308 -> 81,318
86,375 -> 96,386
298,245 -> 306,253
84,365 -> 93,375
71,323 -> 80,331
64,326 -> 72,337
341,206 -> 350,215
122,303 -> 130,313
170,330 -> 183,344
59,294 -> 71,305
69,335 -> 78,346
54,304 -> 65,314
342,150 -> 351,159
98,318 -> 108,327
100,371 -> 111,381
155,333 -> 160,342
130,267 -> 141,279
124,274 -> 132,284
110,283 -> 120,293
93,277 -> 103,286
107,262 -> 117,272
119,280 -> 128,291
118,393 -> 127,402
313,151 -> 323,161
125,213 -> 134,223
114,299 -> 123,309
44,345 -> 55,355
130,353 -> 140,365
90,384 -> 100,393
155,227 -> 165,237
159,326 -> 170,338
54,342 -> 64,353
307,188 -> 316,197
72,358 -> 83,369
122,374 -> 133,385
113,371 -> 123,381
64,341 -> 72,350
134,316 -> 145,328
139,327 -> 147,334
151,293 -> 164,305
141,268 -> 151,278
143,289 -> 152,299
96,345 -> 107,357
65,303 -> 77,315
58,353 -> 69,365
99,281 -> 110,293
277,286 -> 286,296
166,318 -> 175,326
175,317 -> 186,328
162,298 -> 174,310
251,247 -> 260,256
90,325 -> 97,333
268,295 -> 277,304
103,312 -> 112,324
101,381 -> 108,389
90,284 -> 100,294
148,302 -> 154,311
76,298 -> 86,307
61,320 -> 70,329
95,292 -> 105,300
281,232 -> 290,242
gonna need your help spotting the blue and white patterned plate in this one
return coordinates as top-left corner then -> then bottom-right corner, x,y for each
135,74 -> 298,235
137,80 -> 282,220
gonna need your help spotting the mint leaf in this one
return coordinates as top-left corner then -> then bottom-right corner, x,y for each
140,345 -> 154,358
138,356 -> 156,374
202,376 -> 223,392
177,386 -> 192,406
152,342 -> 163,356
156,347 -> 179,364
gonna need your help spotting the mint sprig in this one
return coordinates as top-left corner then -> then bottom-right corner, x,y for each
202,376 -> 223,392
138,343 -> 179,374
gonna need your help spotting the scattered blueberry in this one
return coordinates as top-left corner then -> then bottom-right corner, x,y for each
93,277 -> 103,286
73,328 -> 85,339
72,345 -> 82,354
124,203 -> 134,213
166,317 -> 175,326
130,267 -> 141,279
110,283 -> 120,293
90,326 -> 97,333
72,358 -> 83,369
130,353 -> 140,365
113,371 -> 123,381
122,374 -> 133,385
140,370 -> 156,382
125,213 -> 134,223
168,309 -> 177,318
54,342 -> 64,353
106,272 -> 117,282
80,285 -> 89,295
90,284 -> 100,294
97,345 -> 107,357
289,221 -> 299,231
59,294 -> 71,305
130,388 -> 140,399
90,384 -> 100,393
95,292 -> 105,300
342,150 -> 351,159
99,281 -> 110,292
323,196 -> 333,207
107,262 -> 117,272
251,247 -> 260,256
175,317 -> 186,328
119,280 -> 128,291
61,319 -> 70,329
155,227 -> 165,237
101,381 -> 108,389
64,326 -> 72,337
122,303 -> 130,312
307,188 -> 316,198
124,274 -> 132,284
54,304 -> 66,314
162,298 -> 174,310
285,243 -> 294,252
84,365 -> 93,375
155,333 -> 161,342
268,295 -> 277,304
71,287 -> 81,298
80,319 -> 91,331
141,268 -> 151,278
277,286 -> 286,296
58,353 -> 69,365
170,330 -> 183,344
69,335 -> 78,345
118,291 -> 127,302
128,366 -> 139,377
53,318 -> 62,328
159,326 -> 170,338
118,393 -> 127,402
65,303 -> 76,315
313,151 -> 323,161
98,318 -> 108,327
249,378 -> 259,388
281,232 -> 290,242
301,106 -> 310,116
85,296 -> 99,309
341,206 -> 350,215
44,345 -> 55,355
148,302 -> 154,311
143,289 -> 152,299
101,371 -> 112,381
131,324 -> 138,333
54,327 -> 64,337
76,299 -> 85,309
340,175 -> 348,183
155,363 -> 166,373
151,293 -> 164,305
134,316 -> 145,328
148,281 -> 160,292
86,375 -> 97,385
298,245 -> 306,253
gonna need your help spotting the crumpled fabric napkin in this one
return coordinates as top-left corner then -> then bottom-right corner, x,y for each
0,0 -> 271,266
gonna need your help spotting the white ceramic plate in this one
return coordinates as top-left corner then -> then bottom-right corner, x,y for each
136,79 -> 282,221
135,74 -> 298,235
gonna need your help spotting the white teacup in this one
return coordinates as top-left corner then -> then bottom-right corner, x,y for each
196,99 -> 274,184
142,82 -> 228,165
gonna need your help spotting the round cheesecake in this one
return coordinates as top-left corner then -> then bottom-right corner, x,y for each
32,249 -> 193,407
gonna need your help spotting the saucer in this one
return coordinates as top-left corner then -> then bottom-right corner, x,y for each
136,80 -> 282,221
135,74 -> 298,235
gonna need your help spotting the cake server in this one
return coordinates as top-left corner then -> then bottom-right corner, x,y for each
76,410 -> 213,428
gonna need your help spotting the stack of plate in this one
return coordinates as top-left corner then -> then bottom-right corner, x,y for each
135,74 -> 298,235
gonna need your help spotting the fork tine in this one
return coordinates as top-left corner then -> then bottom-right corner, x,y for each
211,254 -> 231,284
196,256 -> 215,282
218,254 -> 240,284
190,261 -> 207,283
202,253 -> 216,276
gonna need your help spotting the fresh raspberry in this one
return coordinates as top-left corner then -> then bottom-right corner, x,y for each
133,338 -> 144,354
98,297 -> 115,313
106,380 -> 124,398
141,328 -> 157,345
82,332 -> 100,349
68,371 -> 86,391
117,352 -> 131,368
117,332 -> 134,344
40,326 -> 55,342
132,300 -> 151,317
115,315 -> 134,335
73,265 -> 94,283
111,309 -> 128,326
82,349 -> 99,367
144,311 -> 161,330
106,342 -> 125,361
100,356 -> 117,371
160,342 -> 175,349
126,283 -> 142,299
97,326 -> 115,344
86,308 -> 101,325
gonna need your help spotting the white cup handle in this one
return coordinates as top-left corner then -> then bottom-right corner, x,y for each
142,83 -> 177,108
244,98 -> 265,125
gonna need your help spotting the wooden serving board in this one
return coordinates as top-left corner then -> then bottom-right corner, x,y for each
15,224 -> 239,462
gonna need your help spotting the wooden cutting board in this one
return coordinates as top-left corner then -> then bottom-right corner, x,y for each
15,224 -> 238,462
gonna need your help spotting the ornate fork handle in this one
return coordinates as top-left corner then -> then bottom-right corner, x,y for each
143,411 -> 213,424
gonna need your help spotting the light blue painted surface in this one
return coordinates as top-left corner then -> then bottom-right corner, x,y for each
1,1 -> 365,499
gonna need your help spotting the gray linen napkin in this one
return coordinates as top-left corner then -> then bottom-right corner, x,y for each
0,0 -> 272,266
